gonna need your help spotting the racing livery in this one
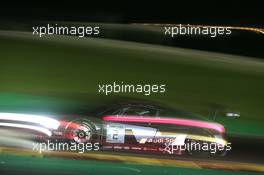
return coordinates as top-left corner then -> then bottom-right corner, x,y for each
52,103 -> 228,156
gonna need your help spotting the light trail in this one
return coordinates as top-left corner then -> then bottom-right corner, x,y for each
132,23 -> 264,35
0,113 -> 60,130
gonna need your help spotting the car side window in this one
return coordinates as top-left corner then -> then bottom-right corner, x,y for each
120,107 -> 157,117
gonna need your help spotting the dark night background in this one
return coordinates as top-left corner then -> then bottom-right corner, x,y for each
0,2 -> 263,25
0,2 -> 263,58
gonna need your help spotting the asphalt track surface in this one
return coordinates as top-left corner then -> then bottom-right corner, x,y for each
0,135 -> 264,175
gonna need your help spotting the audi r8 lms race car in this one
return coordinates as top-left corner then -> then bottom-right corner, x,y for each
35,102 -> 228,156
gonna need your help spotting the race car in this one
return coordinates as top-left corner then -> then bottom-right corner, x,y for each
51,102 -> 228,156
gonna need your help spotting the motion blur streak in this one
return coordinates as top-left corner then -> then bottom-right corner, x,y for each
187,134 -> 226,145
0,113 -> 60,129
0,122 -> 52,136
103,116 -> 225,133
